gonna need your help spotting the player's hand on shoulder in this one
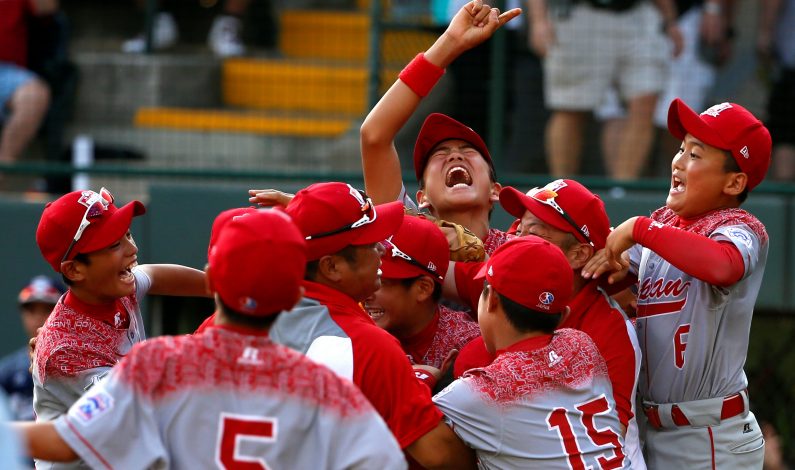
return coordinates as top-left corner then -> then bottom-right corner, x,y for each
248,189 -> 294,208
582,217 -> 637,284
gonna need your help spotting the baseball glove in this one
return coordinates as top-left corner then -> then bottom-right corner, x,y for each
406,208 -> 486,262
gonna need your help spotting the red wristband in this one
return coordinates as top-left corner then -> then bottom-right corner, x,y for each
414,369 -> 438,390
399,53 -> 445,98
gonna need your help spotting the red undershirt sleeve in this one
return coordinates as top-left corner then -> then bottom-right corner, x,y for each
632,217 -> 745,287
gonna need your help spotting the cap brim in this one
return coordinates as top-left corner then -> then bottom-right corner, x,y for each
80,201 -> 146,254
379,256 -> 426,280
667,98 -> 731,149
350,201 -> 404,246
498,187 -> 573,238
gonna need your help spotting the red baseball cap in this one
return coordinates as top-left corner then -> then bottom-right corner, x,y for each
18,275 -> 64,306
380,215 -> 448,283
667,98 -> 772,191
285,182 -> 404,261
413,113 -> 494,182
208,210 -> 307,317
36,189 -> 146,272
499,180 -> 611,250
207,207 -> 258,258
475,237 -> 573,314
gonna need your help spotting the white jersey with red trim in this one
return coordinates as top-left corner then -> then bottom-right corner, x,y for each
434,329 -> 630,469
53,325 -> 406,470
33,269 -> 151,470
629,207 -> 768,404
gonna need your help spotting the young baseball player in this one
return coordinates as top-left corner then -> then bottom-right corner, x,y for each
264,182 -> 477,469
434,236 -> 631,468
15,210 -> 408,469
0,276 -> 63,422
584,98 -> 771,468
444,179 -> 645,467
358,0 -> 520,251
31,187 -> 208,468
364,215 -> 480,373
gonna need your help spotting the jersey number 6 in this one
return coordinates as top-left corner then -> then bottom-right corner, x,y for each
216,413 -> 277,470
546,394 -> 626,470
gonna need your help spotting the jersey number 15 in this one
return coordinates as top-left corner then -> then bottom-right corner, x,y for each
546,394 -> 626,470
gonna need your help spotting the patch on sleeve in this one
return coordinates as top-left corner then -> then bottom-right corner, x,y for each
72,391 -> 114,424
725,228 -> 754,250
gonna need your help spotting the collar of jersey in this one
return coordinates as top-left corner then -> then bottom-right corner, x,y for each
400,308 -> 441,360
63,290 -> 128,327
206,322 -> 271,337
558,281 -> 603,330
497,333 -> 553,356
302,280 -> 367,318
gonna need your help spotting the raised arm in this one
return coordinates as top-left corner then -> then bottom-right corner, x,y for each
360,0 -> 521,204
138,264 -> 211,297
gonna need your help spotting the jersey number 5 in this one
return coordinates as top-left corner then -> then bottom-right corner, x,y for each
546,394 -> 626,470
216,413 -> 277,470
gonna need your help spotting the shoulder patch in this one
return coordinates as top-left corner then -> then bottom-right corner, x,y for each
72,391 -> 114,424
725,228 -> 754,249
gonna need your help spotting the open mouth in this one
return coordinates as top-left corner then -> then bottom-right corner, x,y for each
445,166 -> 472,188
365,306 -> 386,321
120,261 -> 137,283
671,175 -> 685,193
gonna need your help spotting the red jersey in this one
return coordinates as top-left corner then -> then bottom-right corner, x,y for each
0,0 -> 34,67
400,305 -> 481,369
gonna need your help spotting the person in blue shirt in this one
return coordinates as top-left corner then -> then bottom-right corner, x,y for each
0,275 -> 63,421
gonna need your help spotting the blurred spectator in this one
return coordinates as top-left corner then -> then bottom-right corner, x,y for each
598,0 -> 736,177
122,0 -> 253,57
0,0 -> 57,170
758,0 -> 795,181
0,389 -> 25,470
528,0 -> 682,180
762,421 -> 791,470
0,276 -> 63,421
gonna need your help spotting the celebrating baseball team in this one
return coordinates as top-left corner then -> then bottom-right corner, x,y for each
3,1 -> 773,468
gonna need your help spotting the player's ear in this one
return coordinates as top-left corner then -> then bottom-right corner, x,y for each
413,276 -> 436,302
489,182 -> 502,203
316,254 -> 343,283
416,189 -> 431,210
567,242 -> 594,271
203,264 -> 214,295
724,172 -> 748,198
60,260 -> 85,284
557,306 -> 571,328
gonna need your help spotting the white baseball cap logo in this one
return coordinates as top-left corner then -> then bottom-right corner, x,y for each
701,102 -> 733,118
740,146 -> 750,159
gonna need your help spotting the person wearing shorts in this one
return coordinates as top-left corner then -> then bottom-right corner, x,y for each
0,0 -> 55,166
528,0 -> 679,179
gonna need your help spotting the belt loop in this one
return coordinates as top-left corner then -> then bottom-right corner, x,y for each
656,403 -> 677,428
739,389 -> 750,414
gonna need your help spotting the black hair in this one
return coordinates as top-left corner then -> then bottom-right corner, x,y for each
398,276 -> 443,303
485,281 -> 560,334
217,298 -> 279,330
723,150 -> 749,204
304,245 -> 360,281
61,253 -> 91,286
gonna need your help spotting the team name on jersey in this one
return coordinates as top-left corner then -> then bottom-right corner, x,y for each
637,277 -> 691,317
